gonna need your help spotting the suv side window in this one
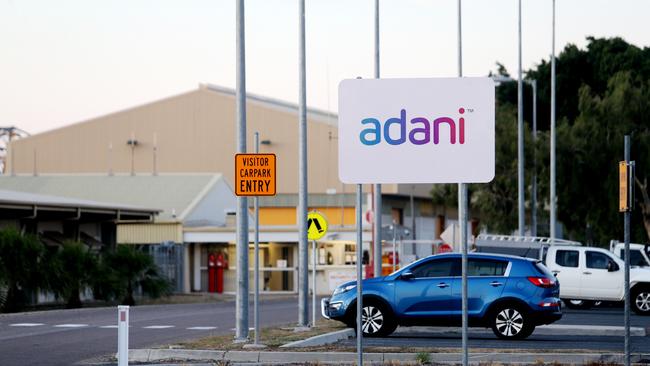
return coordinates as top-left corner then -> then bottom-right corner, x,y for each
468,259 -> 508,276
555,250 -> 579,267
586,251 -> 613,269
411,258 -> 458,278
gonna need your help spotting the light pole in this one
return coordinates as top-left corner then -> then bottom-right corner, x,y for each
492,76 -> 537,237
373,0 -> 383,279
517,0 -> 525,237
550,0 -> 557,241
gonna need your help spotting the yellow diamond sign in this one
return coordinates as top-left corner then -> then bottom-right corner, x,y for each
307,211 -> 328,241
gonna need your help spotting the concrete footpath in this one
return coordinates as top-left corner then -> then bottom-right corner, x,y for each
128,349 -> 650,365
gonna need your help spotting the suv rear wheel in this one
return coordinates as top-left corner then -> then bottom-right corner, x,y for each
355,300 -> 397,337
632,287 -> 650,315
490,304 -> 535,339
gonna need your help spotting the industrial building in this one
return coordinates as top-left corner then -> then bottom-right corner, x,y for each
3,84 -> 462,295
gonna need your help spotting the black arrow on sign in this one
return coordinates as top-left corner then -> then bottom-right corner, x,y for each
307,218 -> 324,233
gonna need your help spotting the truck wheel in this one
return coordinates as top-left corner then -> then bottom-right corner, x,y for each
356,300 -> 397,337
563,299 -> 593,310
490,304 -> 535,340
632,287 -> 650,315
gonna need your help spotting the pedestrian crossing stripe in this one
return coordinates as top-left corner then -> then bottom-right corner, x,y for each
307,211 -> 328,241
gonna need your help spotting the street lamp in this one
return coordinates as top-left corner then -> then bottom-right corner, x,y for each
491,76 -> 538,236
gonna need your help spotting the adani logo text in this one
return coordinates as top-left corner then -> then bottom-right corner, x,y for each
359,108 -> 468,146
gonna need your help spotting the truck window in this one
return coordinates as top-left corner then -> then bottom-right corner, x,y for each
555,250 -> 579,267
620,250 -> 648,266
586,251 -> 613,269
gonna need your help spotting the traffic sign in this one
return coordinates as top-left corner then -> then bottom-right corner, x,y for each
235,153 -> 276,196
338,77 -> 495,184
307,211 -> 328,241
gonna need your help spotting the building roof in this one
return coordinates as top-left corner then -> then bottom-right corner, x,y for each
0,188 -> 160,221
203,84 -> 337,126
0,174 -> 230,222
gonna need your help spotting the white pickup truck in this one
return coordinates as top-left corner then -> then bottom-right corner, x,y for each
610,241 -> 650,267
545,245 -> 650,315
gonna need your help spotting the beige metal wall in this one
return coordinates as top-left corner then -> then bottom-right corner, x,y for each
7,86 -> 371,195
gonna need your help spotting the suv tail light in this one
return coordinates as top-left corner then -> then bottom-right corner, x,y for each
527,276 -> 555,288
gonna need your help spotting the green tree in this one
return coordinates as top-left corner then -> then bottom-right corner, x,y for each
0,228 -> 46,312
48,241 -> 99,308
96,245 -> 171,306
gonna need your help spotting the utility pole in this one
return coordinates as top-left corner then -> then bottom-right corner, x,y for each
517,0 -> 525,236
457,2 -> 468,366
531,80 -> 537,236
372,0 -> 383,279
234,0 -> 249,342
550,0 -> 557,241
297,0 -> 309,328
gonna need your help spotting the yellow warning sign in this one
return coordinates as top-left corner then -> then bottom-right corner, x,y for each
307,211 -> 328,241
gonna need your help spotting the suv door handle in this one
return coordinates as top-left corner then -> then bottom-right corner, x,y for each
552,270 -> 561,274
437,282 -> 449,288
489,281 -> 503,287
583,271 -> 592,275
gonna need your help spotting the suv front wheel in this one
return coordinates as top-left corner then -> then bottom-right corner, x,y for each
490,304 -> 535,339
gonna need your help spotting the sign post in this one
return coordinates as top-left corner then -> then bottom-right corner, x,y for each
307,211 -> 328,327
338,77 -> 495,366
620,135 -> 635,366
236,145 -> 277,347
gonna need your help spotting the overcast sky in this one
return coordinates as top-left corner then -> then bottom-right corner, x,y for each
2,0 -> 649,134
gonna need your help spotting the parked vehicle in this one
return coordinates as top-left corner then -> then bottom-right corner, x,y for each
322,253 -> 562,339
545,245 -> 650,315
610,240 -> 650,267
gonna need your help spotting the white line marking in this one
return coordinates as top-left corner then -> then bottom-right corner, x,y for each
10,323 -> 44,327
187,326 -> 217,330
100,325 -> 119,329
230,327 -> 255,331
53,324 -> 88,328
143,325 -> 175,329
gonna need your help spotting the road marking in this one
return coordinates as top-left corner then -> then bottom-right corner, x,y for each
230,327 -> 255,331
187,326 -> 217,330
10,323 -> 44,327
143,325 -> 175,329
99,325 -> 118,329
53,324 -> 88,328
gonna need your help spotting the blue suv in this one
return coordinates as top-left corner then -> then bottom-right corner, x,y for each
322,253 -> 562,339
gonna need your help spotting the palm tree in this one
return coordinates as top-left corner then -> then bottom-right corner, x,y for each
48,241 -> 98,308
0,229 -> 45,312
97,245 -> 171,306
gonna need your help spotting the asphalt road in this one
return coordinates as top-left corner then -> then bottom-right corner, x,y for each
2,299 -> 649,366
0,296 -> 303,366
339,308 -> 650,353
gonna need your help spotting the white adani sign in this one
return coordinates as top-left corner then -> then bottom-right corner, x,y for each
338,77 -> 495,184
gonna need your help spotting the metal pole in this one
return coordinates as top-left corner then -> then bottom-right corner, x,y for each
624,135 -> 631,366
373,0 -> 383,279
254,132 -> 260,345
297,0 -> 309,328
392,221 -> 397,273
356,184 -> 363,366
517,0 -> 525,236
410,185 -> 416,241
531,80 -> 537,237
235,0 -> 249,342
550,0 -> 557,241
457,2 -> 468,366
312,240 -> 317,327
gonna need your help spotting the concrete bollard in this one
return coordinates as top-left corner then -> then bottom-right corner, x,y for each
118,305 -> 129,366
